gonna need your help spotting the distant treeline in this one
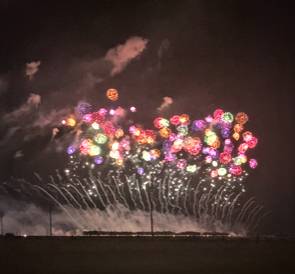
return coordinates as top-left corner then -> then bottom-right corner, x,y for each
82,231 -> 230,236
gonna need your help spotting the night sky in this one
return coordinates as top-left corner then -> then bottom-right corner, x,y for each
0,0 -> 294,234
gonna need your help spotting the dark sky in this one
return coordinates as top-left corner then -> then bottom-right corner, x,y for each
0,0 -> 294,234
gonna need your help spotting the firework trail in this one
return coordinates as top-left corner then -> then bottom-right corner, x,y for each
3,170 -> 261,234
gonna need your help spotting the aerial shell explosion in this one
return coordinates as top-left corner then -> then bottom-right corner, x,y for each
6,88 -> 261,234
63,90 -> 258,184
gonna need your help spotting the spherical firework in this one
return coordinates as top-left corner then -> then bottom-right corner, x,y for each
106,88 -> 119,101
153,117 -> 169,129
221,112 -> 234,123
61,96 -> 258,190
232,132 -> 240,141
218,167 -> 227,176
159,127 -> 171,138
192,120 -> 207,131
76,102 -> 92,116
91,122 -> 100,130
67,145 -> 76,155
137,167 -> 144,175
186,164 -> 197,173
229,165 -> 243,176
94,156 -> 104,165
170,115 -> 180,126
247,136 -> 258,148
88,145 -> 101,156
249,158 -> 258,169
234,123 -> 244,133
213,108 -> 224,121
238,143 -> 249,154
242,131 -> 253,142
62,117 -> 76,127
179,114 -> 190,125
94,133 -> 108,144
130,106 -> 136,112
219,152 -> 232,164
177,125 -> 188,136
235,112 -> 249,125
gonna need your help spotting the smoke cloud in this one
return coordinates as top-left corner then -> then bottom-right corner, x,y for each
0,197 -> 75,236
3,93 -> 41,123
0,94 -> 70,150
157,96 -> 173,112
0,76 -> 8,95
32,108 -> 71,128
14,150 -> 24,159
0,199 -> 245,236
25,61 -> 41,80
0,36 -> 148,151
158,39 -> 170,59
0,35 -> 150,181
105,36 -> 148,76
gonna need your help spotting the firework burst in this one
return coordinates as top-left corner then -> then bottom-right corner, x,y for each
1,89 -> 262,235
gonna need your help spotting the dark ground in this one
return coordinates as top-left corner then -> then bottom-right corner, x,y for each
0,236 -> 294,274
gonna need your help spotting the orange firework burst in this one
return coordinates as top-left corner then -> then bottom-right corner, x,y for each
106,88 -> 119,101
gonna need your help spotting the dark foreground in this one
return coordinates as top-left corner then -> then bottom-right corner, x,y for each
0,236 -> 294,274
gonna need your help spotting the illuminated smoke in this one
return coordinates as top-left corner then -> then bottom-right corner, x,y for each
25,61 -> 41,80
14,150 -> 24,159
1,171 -> 263,235
157,96 -> 173,112
33,108 -> 71,128
27,93 -> 41,106
51,128 -> 60,140
3,93 -> 41,123
158,39 -> 170,59
0,76 -> 8,95
105,36 -> 148,76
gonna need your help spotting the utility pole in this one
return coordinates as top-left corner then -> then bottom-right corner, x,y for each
0,213 -> 3,236
148,184 -> 154,237
49,206 -> 52,236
